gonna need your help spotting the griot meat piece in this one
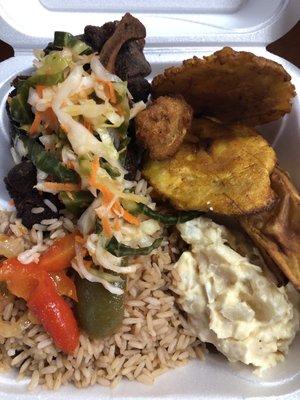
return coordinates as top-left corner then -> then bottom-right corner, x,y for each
85,13 -> 151,102
5,160 -> 61,229
240,167 -> 300,289
99,13 -> 146,73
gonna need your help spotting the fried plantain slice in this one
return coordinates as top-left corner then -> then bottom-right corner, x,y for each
143,127 -> 276,215
185,117 -> 257,144
240,167 -> 300,289
152,47 -> 295,126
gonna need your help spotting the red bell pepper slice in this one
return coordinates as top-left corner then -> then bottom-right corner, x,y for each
0,233 -> 78,299
49,270 -> 78,302
38,232 -> 77,272
27,272 -> 79,354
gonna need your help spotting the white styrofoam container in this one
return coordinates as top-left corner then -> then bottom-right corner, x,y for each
0,0 -> 299,398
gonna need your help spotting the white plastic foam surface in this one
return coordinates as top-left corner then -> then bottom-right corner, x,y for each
0,0 -> 300,398
0,48 -> 299,400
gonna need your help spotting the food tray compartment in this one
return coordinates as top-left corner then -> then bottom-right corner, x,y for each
0,0 -> 299,398
0,49 -> 299,399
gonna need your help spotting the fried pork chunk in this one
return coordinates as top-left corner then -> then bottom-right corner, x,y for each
240,167 -> 300,289
135,96 -> 193,160
143,120 -> 276,215
152,47 -> 295,126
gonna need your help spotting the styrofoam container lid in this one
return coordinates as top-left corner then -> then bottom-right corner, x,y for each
0,0 -> 300,399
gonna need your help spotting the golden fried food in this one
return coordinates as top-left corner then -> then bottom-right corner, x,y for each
189,117 -> 255,140
240,167 -> 300,289
152,47 -> 295,126
135,96 -> 193,160
143,130 -> 276,215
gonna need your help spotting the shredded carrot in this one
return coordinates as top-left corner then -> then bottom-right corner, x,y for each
122,209 -> 140,226
36,85 -> 45,98
112,201 -> 140,226
115,103 -> 124,116
113,218 -> 121,231
89,158 -> 140,228
29,112 -> 42,135
43,182 -> 80,192
83,260 -> 93,269
83,119 -> 92,132
75,235 -> 85,245
89,159 -> 114,204
90,158 -> 99,184
42,108 -> 59,132
66,160 -> 75,170
107,81 -> 116,104
96,78 -> 116,104
101,215 -> 112,237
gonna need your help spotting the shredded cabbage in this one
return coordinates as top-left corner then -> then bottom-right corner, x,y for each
90,55 -> 121,83
72,243 -> 123,295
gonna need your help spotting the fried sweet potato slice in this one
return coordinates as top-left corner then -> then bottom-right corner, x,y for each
152,47 -> 295,126
136,96 -> 193,160
240,167 -> 300,289
143,128 -> 276,215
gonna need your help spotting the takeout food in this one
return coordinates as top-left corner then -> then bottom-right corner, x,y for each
0,11 -> 299,392
240,167 -> 300,289
143,122 -> 276,214
136,95 -> 193,160
175,217 -> 299,373
152,47 -> 295,126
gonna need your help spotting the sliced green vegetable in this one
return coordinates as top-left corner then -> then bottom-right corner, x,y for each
54,32 -> 92,55
10,81 -> 33,125
121,201 -> 202,225
17,133 -> 79,183
75,274 -> 124,338
10,69 -> 66,125
78,153 -> 93,176
28,71 -> 66,87
59,191 -> 94,215
106,236 -> 163,257
36,52 -> 69,76
95,219 -> 103,234
101,159 -> 121,178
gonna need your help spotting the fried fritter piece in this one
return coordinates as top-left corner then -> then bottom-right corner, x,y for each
240,167 -> 300,289
152,47 -> 295,126
143,130 -> 276,215
135,96 -> 193,160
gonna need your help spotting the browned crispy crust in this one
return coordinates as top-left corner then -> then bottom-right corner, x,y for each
152,47 -> 295,126
240,167 -> 300,289
136,96 -> 193,160
143,122 -> 277,215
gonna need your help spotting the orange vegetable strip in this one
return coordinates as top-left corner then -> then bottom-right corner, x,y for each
89,158 -> 140,226
107,81 -> 116,104
75,235 -> 86,245
122,209 -> 140,226
29,112 -> 42,135
83,119 -> 92,131
43,182 -> 80,192
113,218 -> 121,231
42,108 -> 59,132
36,85 -> 45,97
101,215 -> 112,237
